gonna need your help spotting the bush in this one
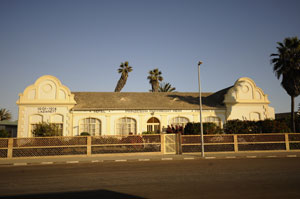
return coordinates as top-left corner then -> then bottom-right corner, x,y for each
184,122 -> 223,135
32,122 -> 62,137
224,120 -> 258,134
80,132 -> 90,136
0,129 -> 10,138
203,123 -> 223,134
224,119 -> 291,134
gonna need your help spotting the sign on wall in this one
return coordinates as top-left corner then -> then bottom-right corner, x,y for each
37,107 -> 57,113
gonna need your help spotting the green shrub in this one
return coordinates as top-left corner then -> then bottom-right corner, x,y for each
32,122 -> 62,137
203,123 -> 223,134
184,122 -> 223,135
0,129 -> 10,138
224,119 -> 291,134
258,119 -> 290,133
224,120 -> 260,134
80,132 -> 90,136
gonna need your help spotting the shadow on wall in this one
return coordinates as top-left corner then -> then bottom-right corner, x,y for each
0,189 -> 146,199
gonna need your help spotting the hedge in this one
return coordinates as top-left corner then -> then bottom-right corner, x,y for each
183,120 -> 291,135
184,122 -> 223,135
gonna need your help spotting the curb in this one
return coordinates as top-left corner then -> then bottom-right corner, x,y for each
1,154 -> 298,167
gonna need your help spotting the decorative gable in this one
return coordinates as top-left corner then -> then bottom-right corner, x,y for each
224,77 -> 270,104
16,75 -> 76,105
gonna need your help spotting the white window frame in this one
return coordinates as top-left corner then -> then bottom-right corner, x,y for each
170,117 -> 189,127
205,116 -> 221,127
79,118 -> 101,136
116,117 -> 137,135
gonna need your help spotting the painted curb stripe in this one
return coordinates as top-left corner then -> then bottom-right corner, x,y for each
246,156 -> 257,158
139,159 -> 150,161
184,157 -> 195,160
287,155 -> 297,158
205,157 -> 216,159
91,160 -> 103,163
115,159 -> 127,162
66,161 -> 79,164
226,156 -> 236,159
162,158 -> 173,160
13,163 -> 27,166
41,162 -> 53,165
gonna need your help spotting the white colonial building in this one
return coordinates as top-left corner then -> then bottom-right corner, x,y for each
16,75 -> 275,137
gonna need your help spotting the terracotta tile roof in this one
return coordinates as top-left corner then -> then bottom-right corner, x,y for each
71,89 -> 232,110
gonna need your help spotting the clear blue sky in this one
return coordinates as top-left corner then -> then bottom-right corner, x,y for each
1,0 -> 300,120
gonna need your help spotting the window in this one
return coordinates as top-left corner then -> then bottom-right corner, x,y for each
205,116 -> 221,126
171,117 -> 189,127
80,118 -> 101,136
52,123 -> 63,136
51,114 -> 64,136
147,117 -> 160,133
30,114 -> 43,137
116,117 -> 136,135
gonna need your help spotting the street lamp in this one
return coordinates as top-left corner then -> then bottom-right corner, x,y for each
198,61 -> 205,157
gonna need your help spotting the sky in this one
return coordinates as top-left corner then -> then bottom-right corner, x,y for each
0,0 -> 300,120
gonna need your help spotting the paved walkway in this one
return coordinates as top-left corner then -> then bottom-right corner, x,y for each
1,151 -> 300,166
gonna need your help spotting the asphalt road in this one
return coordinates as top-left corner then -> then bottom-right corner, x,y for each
1,158 -> 300,199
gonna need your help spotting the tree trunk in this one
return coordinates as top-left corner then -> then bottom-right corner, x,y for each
291,96 -> 296,132
114,74 -> 127,92
153,81 -> 159,92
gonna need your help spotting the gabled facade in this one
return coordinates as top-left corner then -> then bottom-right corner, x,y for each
16,75 -> 275,137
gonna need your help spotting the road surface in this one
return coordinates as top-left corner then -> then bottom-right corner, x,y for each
1,158 -> 300,198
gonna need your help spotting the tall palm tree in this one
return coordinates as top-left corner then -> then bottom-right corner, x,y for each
0,108 -> 12,121
147,68 -> 163,92
114,61 -> 133,92
159,82 -> 176,92
271,37 -> 300,132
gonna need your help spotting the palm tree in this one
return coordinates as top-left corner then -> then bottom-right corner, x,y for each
271,37 -> 300,132
147,68 -> 163,92
114,61 -> 133,92
159,82 -> 176,92
0,108 -> 12,121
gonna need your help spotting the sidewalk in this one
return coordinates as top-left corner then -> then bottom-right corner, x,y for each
1,151 -> 300,166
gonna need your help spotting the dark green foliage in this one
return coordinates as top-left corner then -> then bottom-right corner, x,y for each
0,129 -> 10,138
80,132 -> 90,136
203,123 -> 223,134
32,122 -> 62,137
224,120 -> 290,134
148,68 -> 163,92
224,120 -> 257,134
270,37 -> 300,132
184,122 -> 223,135
0,108 -> 12,121
159,82 -> 176,92
276,114 -> 300,133
184,120 -> 291,135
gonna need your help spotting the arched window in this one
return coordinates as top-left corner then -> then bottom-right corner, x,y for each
147,117 -> 160,133
170,117 -> 189,127
205,116 -> 221,127
116,117 -> 136,135
51,114 -> 64,136
30,114 -> 43,137
79,118 -> 101,136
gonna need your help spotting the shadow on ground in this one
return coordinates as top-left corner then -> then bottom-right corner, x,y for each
0,189 -> 146,199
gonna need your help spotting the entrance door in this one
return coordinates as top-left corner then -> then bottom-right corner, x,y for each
147,117 -> 160,133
